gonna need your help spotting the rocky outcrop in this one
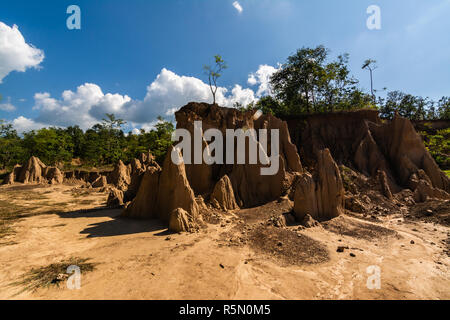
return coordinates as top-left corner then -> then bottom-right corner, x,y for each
293,149 -> 345,221
44,167 -> 64,185
169,208 -> 194,233
286,110 -> 450,203
107,188 -> 124,207
210,175 -> 239,211
5,164 -> 22,184
92,175 -> 108,188
5,156 -> 64,185
107,160 -> 131,191
18,156 -> 47,183
122,147 -> 199,222
121,166 -> 161,218
175,102 -> 303,207
157,147 -> 199,221
377,170 -> 393,199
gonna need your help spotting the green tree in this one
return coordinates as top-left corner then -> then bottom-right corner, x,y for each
270,46 -> 371,116
204,55 -> 227,105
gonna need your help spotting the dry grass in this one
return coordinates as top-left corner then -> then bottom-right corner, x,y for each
0,200 -> 30,240
12,257 -> 96,293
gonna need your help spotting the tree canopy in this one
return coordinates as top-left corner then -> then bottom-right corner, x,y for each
0,116 -> 174,170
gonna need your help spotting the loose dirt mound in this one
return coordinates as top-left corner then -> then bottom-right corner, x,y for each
322,216 -> 398,240
407,200 -> 450,226
249,225 -> 329,265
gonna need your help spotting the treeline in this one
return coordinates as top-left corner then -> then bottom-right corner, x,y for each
0,114 -> 174,169
242,46 -> 449,121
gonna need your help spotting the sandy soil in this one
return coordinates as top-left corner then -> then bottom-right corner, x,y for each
0,184 -> 448,300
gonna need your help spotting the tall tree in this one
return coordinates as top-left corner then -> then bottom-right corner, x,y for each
362,59 -> 377,102
270,46 -> 371,115
203,55 -> 227,105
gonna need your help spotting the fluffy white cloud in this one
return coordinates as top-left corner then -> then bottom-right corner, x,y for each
232,1 -> 243,13
0,22 -> 44,83
11,116 -> 46,133
11,65 -> 278,133
247,64 -> 279,97
31,83 -> 131,130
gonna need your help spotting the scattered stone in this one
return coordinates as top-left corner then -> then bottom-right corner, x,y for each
410,240 -> 415,244
424,209 -> 433,217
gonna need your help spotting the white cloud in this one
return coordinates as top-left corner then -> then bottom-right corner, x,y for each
247,64 -> 279,97
0,97 -> 16,112
232,1 -> 243,13
11,116 -> 46,133
12,65 -> 278,132
0,22 -> 44,83
31,83 -> 131,130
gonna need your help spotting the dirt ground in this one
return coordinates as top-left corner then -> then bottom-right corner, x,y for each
0,184 -> 448,300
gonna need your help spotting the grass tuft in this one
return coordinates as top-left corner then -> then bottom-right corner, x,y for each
11,257 -> 96,293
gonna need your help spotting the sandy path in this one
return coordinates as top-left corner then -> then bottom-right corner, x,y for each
0,185 -> 448,299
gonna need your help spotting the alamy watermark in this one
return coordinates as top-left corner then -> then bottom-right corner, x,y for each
66,265 -> 81,290
171,118 -> 280,176
367,5 -> 381,30
66,5 -> 81,30
366,265 -> 381,290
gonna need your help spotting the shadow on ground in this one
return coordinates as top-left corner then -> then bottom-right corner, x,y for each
57,208 -> 169,238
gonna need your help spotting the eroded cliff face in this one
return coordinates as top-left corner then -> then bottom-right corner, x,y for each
175,102 -> 303,207
286,110 -> 449,202
7,104 -> 448,231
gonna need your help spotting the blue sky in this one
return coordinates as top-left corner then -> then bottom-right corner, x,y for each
0,0 -> 449,132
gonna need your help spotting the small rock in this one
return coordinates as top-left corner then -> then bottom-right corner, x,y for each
219,264 -> 224,269
410,240 -> 415,244
424,209 -> 433,216
277,241 -> 283,247
165,236 -> 172,241
349,253 -> 356,257
337,246 -> 349,253
56,273 -> 68,281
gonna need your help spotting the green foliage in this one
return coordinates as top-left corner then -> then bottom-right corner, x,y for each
204,55 -> 227,104
378,91 -> 440,120
0,115 -> 174,169
268,46 -> 373,117
420,128 -> 450,170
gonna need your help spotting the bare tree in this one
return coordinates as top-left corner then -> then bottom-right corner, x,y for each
362,59 -> 377,101
203,55 -> 227,105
